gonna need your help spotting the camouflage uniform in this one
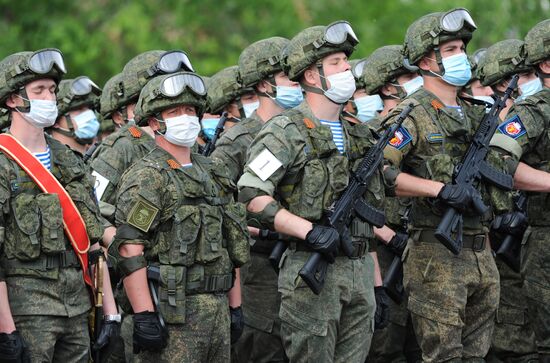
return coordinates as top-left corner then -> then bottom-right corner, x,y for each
0,135 -> 104,361
110,72 -> 250,362
475,39 -> 538,363
382,10 -> 517,361
212,37 -> 291,363
360,45 -> 421,363
498,40 -> 550,360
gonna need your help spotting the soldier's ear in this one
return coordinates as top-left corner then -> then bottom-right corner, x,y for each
112,111 -> 124,126
256,80 -> 270,94
5,93 -> 20,109
303,66 -> 319,87
148,117 -> 160,131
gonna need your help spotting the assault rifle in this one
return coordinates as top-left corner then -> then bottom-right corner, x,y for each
299,104 -> 414,295
201,112 -> 228,157
83,141 -> 100,163
434,75 -> 518,255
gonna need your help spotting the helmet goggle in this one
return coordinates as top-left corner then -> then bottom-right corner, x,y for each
472,48 -> 487,65
160,73 -> 206,97
313,21 -> 359,49
351,59 -> 367,79
27,48 -> 66,74
71,76 -> 101,96
148,50 -> 194,76
440,8 -> 477,32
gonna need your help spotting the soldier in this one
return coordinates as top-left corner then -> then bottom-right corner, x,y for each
238,21 -> 384,362
90,50 -> 194,223
0,49 -> 119,362
207,65 -> 259,131
215,36 -> 300,363
49,76 -> 102,155
108,71 -> 250,362
382,9 -> 550,362
461,48 -> 495,106
359,45 -> 422,363
475,38 -> 539,363
500,19 -> 550,362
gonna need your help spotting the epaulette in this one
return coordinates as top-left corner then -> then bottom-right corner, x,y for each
431,99 -> 444,111
128,126 -> 142,138
303,118 -> 316,129
166,159 -> 180,169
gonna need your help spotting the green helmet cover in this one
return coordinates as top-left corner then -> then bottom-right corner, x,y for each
361,45 -> 410,94
525,19 -> 550,65
207,65 -> 253,114
239,37 -> 290,88
56,76 -> 101,116
477,39 -> 531,87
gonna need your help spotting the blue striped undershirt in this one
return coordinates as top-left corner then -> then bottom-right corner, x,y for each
33,146 -> 51,170
320,119 -> 344,153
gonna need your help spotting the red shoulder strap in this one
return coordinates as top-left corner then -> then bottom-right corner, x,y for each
0,134 -> 92,287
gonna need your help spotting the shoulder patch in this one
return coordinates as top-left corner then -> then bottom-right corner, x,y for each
388,126 -> 412,150
498,115 -> 527,140
249,148 -> 283,181
128,126 -> 142,138
426,133 -> 443,143
127,197 -> 159,232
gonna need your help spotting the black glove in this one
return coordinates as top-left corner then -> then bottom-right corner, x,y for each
259,229 -> 281,240
437,184 -> 487,215
133,311 -> 168,354
0,331 -> 30,363
230,306 -> 245,344
305,224 -> 339,263
374,287 -> 389,330
92,320 -> 122,362
387,232 -> 408,257
491,211 -> 528,237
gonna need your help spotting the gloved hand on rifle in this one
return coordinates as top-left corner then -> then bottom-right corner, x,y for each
491,211 -> 528,237
230,306 -> 245,344
0,330 -> 30,363
437,183 -> 487,215
92,318 -> 122,361
133,311 -> 168,354
374,286 -> 390,330
387,232 -> 408,257
305,224 -> 339,263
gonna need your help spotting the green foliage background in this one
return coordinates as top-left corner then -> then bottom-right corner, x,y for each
0,0 -> 547,85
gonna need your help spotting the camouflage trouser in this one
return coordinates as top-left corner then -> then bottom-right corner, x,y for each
522,226 -> 550,359
233,253 -> 288,363
278,249 -> 376,363
134,294 -> 230,363
486,258 -> 538,363
367,243 -> 421,363
15,313 -> 90,362
403,236 -> 500,363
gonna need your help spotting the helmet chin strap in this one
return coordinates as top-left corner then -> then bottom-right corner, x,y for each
14,90 -> 31,113
419,46 -> 446,78
300,61 -> 330,96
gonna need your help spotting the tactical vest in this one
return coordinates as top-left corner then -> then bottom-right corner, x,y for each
0,136 -> 103,278
512,88 -> 550,225
135,149 -> 249,324
398,88 -> 513,232
276,109 -> 385,242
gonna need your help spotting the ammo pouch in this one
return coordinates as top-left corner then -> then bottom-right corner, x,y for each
222,202 -> 250,267
5,193 -> 65,262
155,264 -> 233,324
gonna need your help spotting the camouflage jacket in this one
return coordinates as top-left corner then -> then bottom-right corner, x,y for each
238,100 -> 385,244
113,147 -> 250,323
500,87 -> 550,225
210,111 -> 264,191
90,124 -> 155,222
0,134 -> 103,316
383,88 -> 515,233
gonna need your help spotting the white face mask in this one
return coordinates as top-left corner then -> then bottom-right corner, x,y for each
162,114 -> 201,147
323,70 -> 356,104
18,97 -> 58,128
242,101 -> 259,118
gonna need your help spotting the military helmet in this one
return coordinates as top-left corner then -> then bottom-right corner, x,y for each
0,48 -> 66,106
207,65 -> 253,114
134,71 -> 207,125
99,73 -> 126,118
121,50 -> 194,106
56,76 -> 101,116
239,37 -> 290,88
281,21 -> 359,81
470,48 -> 487,80
349,59 -> 368,90
361,45 -> 410,94
403,8 -> 476,65
476,39 -> 531,87
525,19 -> 550,65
